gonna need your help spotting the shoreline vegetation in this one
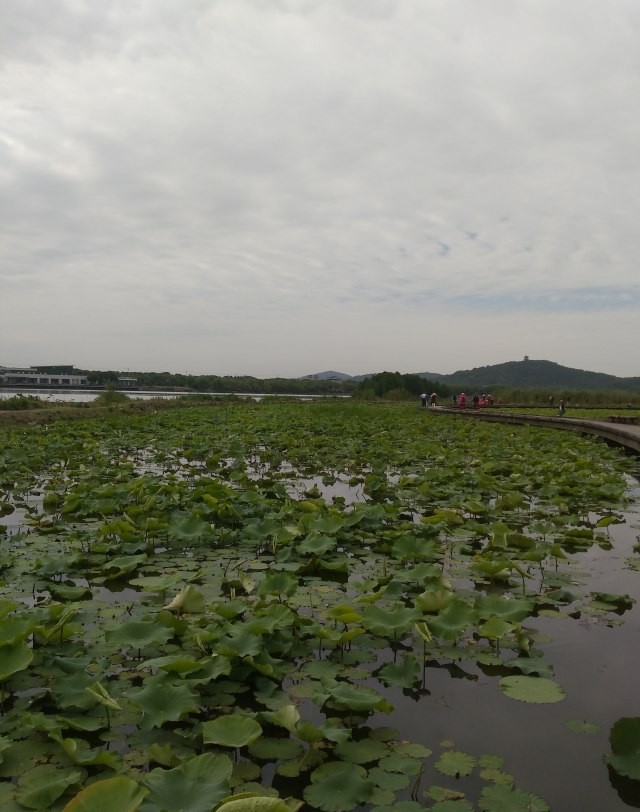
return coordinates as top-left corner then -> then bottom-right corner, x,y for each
1,391 -> 640,431
1,367 -> 639,425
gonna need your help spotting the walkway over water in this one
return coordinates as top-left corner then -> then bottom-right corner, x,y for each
431,407 -> 640,456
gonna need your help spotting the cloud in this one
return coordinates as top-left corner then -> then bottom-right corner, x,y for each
1,0 -> 639,377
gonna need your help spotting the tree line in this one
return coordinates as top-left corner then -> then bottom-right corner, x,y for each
81,370 -> 354,396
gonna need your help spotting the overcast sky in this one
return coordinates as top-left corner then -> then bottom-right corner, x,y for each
2,0 -> 639,378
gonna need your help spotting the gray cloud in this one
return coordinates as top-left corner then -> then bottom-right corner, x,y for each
1,0 -> 639,377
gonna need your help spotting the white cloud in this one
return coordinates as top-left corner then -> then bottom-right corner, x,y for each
1,0 -> 639,377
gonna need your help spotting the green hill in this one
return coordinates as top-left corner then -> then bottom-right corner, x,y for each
417,359 -> 640,393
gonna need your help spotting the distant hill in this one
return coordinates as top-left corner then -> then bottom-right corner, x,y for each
300,371 -> 354,381
416,359 -> 640,393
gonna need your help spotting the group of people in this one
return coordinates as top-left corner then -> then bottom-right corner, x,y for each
420,390 -> 567,415
452,392 -> 496,409
420,391 -> 497,409
419,392 -> 438,407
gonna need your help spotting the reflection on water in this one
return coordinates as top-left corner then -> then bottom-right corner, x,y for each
0,388 -> 342,403
0,388 -> 234,403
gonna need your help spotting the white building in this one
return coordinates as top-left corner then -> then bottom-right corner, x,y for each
0,366 -> 89,387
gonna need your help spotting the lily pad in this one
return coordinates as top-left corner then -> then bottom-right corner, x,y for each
605,717 -> 640,779
202,716 -> 262,748
499,676 -> 565,704
435,750 -> 476,778
16,764 -> 83,810
303,761 -> 374,812
141,753 -> 233,812
478,784 -> 550,811
62,777 -> 148,812
565,719 -> 600,734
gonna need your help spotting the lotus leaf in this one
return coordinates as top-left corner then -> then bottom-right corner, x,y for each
431,800 -> 473,811
51,672 -> 102,711
247,737 -> 303,761
394,742 -> 431,758
334,738 -> 389,764
256,571 -> 299,598
427,600 -> 476,641
378,753 -> 423,775
474,595 -> 534,622
216,794 -> 302,812
478,767 -> 513,784
260,704 -> 300,732
327,683 -> 393,713
425,786 -> 467,802
0,397 -> 637,811
0,640 -> 34,681
164,585 -> 207,614
297,534 -> 338,556
231,761 -> 263,786
596,515 -> 624,528
130,677 -> 199,729
377,655 -> 420,689
303,761 -> 375,812
167,514 -> 213,541
50,734 -> 120,769
251,603 -> 296,632
589,591 -> 635,613
105,620 -> 174,650
391,536 -> 441,562
605,717 -> 640,779
130,574 -> 185,593
0,600 -> 18,620
294,721 -> 325,743
318,723 -> 351,743
101,554 -> 147,580
141,654 -> 206,675
414,588 -> 454,613
326,605 -> 362,625
15,764 -> 83,810
498,676 -> 565,704
366,767 -> 411,791
478,617 -> 514,640
140,753 -> 233,812
48,583 -> 92,601
478,784 -> 550,812
1,616 -> 40,645
62,777 -> 148,812
217,626 -> 263,658
361,605 -> 418,638
202,716 -> 262,748
434,750 -> 476,778
562,720 -> 601,738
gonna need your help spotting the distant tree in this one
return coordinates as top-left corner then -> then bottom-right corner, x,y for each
353,372 -> 451,400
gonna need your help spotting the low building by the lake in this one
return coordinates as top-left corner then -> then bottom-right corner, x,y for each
0,365 -> 89,387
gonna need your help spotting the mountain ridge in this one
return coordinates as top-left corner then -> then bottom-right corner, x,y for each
304,360 -> 640,392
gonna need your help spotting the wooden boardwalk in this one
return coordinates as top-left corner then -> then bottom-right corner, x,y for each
430,407 -> 640,456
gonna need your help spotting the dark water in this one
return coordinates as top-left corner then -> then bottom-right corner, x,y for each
378,502 -> 640,812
